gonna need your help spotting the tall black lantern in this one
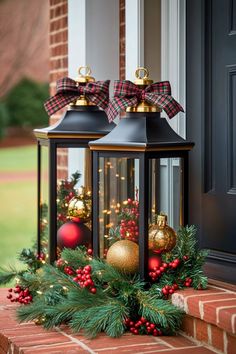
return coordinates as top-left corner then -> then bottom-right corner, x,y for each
34,67 -> 115,263
90,68 -> 194,280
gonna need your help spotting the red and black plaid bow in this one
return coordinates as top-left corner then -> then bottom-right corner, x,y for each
105,80 -> 184,122
44,77 -> 110,116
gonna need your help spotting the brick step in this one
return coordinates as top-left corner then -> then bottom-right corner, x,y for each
172,285 -> 236,354
0,289 -> 217,354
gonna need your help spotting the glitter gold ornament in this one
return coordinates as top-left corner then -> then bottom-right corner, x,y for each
67,195 -> 91,223
106,240 -> 139,274
148,214 -> 176,253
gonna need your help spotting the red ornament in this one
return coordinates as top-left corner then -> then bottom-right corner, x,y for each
57,221 -> 91,249
148,254 -> 162,271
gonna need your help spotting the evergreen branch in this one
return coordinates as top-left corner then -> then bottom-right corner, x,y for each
17,297 -> 46,323
137,291 -> 184,334
0,266 -> 25,285
61,247 -> 88,269
70,300 -> 128,338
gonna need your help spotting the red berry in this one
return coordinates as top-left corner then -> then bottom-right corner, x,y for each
140,317 -> 147,323
84,265 -> 91,272
153,329 -> 158,336
169,289 -> 174,294
162,288 -> 169,295
150,323 -> 155,329
90,287 -> 97,294
8,288 -> 13,292
87,248 -> 93,255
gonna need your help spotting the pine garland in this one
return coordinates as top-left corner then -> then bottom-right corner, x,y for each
1,226 -> 208,338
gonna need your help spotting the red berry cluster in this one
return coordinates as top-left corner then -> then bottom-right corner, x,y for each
161,283 -> 179,296
73,265 -> 97,294
148,258 -> 181,282
56,258 -> 65,267
64,191 -> 75,204
124,317 -> 162,336
37,252 -> 46,263
64,265 -> 74,276
120,199 -> 139,242
184,277 -> 193,287
7,285 -> 32,304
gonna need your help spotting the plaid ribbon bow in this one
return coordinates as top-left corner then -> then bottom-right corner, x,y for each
44,77 -> 110,116
105,80 -> 184,122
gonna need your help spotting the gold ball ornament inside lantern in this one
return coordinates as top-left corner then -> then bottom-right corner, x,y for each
148,214 -> 176,253
106,240 -> 139,274
67,195 -> 91,223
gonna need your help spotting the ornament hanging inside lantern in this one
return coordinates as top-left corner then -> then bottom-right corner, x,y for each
90,67 -> 194,280
34,66 -> 115,263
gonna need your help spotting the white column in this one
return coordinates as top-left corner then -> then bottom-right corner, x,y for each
67,0 -> 119,177
125,0 -> 144,80
161,0 -> 186,138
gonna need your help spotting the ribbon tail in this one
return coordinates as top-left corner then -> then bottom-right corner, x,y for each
145,94 -> 184,119
105,97 -> 138,122
44,93 -> 78,116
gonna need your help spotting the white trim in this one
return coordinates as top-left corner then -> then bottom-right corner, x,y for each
68,0 -> 86,77
125,0 -> 144,80
161,0 -> 186,138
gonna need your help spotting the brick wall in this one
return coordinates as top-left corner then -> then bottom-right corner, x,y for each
49,0 -> 68,127
49,0 -> 68,179
119,0 -> 126,80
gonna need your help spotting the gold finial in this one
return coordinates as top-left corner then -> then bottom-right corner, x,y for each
71,66 -> 95,107
75,66 -> 95,83
126,67 -> 161,113
134,67 -> 153,86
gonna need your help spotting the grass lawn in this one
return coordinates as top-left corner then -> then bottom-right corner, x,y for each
0,145 -> 37,282
0,145 -> 37,171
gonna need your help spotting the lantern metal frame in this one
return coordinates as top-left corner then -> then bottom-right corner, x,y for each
90,111 -> 194,280
34,105 -> 115,263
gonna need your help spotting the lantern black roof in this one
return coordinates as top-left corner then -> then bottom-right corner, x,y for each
89,112 -> 194,152
34,105 -> 116,140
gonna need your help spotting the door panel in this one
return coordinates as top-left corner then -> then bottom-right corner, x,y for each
187,0 -> 236,282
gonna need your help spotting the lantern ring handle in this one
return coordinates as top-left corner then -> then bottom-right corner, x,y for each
78,66 -> 92,77
135,67 -> 149,80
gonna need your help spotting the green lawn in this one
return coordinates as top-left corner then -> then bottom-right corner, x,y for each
0,145 -> 37,171
0,146 -> 37,276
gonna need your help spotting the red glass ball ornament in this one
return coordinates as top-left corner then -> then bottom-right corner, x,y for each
57,221 -> 91,249
148,254 -> 162,271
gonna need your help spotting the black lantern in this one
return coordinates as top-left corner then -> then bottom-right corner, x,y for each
90,68 -> 194,280
34,66 -> 115,263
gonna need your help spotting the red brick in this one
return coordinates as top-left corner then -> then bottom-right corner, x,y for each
160,335 -> 197,348
22,343 -> 88,353
218,306 -> 236,334
203,299 -> 236,325
186,293 -> 236,318
227,332 -> 236,354
195,318 -> 209,343
211,324 -> 224,353
82,333 -> 162,350
181,315 -> 195,337
11,332 -> 70,348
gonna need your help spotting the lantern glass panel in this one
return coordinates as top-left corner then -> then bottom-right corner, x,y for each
149,157 -> 183,229
98,157 -> 139,259
40,145 -> 49,255
56,147 -> 92,230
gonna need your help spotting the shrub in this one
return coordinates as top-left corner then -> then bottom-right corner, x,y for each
5,78 -> 49,128
0,101 -> 9,138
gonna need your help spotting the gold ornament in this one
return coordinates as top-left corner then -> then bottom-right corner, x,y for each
67,195 -> 91,223
106,240 -> 139,274
148,214 -> 176,253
